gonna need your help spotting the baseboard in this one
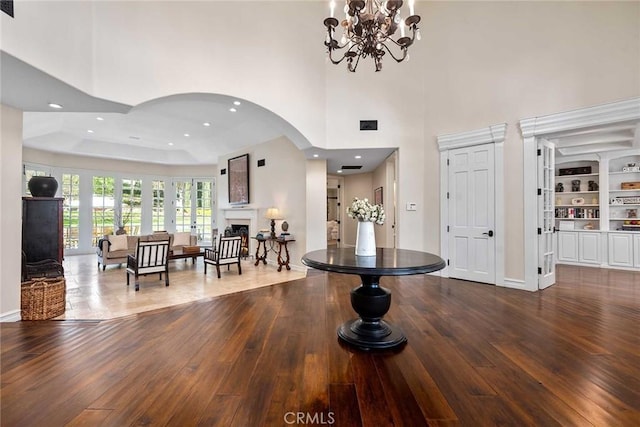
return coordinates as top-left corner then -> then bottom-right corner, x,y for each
0,310 -> 21,322
501,277 -> 531,291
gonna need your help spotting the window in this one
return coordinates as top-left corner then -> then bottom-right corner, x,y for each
174,179 -> 215,242
121,178 -> 142,235
93,176 -> 115,240
152,180 -> 165,231
61,174 -> 80,249
175,180 -> 192,233
194,180 -> 214,242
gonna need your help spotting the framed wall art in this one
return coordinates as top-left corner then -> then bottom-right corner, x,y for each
374,186 -> 383,205
228,154 -> 250,205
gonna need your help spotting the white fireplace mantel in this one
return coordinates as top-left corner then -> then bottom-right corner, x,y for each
221,208 -> 260,255
221,207 -> 259,222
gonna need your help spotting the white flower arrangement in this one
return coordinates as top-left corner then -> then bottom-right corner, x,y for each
346,197 -> 385,225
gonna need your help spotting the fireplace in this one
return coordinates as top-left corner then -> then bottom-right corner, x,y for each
228,224 -> 249,236
222,208 -> 258,257
226,224 -> 250,258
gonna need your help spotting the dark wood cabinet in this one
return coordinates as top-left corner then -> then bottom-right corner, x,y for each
22,197 -> 64,263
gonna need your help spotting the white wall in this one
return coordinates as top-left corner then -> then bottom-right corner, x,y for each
217,136 -> 309,268
343,173 -> 374,247
419,1 -> 640,279
372,152 -> 397,248
1,105 -> 23,320
2,1 -> 639,283
306,160 -> 327,253
0,1 -> 94,94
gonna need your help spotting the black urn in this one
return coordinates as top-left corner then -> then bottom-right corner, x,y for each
28,176 -> 58,197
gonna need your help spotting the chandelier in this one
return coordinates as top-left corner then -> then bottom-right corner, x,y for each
324,0 -> 421,72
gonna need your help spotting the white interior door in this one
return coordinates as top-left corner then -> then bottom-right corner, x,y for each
538,139 -> 556,289
448,144 -> 496,284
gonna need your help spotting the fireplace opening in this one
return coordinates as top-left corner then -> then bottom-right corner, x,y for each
226,224 -> 249,258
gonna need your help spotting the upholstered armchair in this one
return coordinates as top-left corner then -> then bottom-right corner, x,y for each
126,239 -> 170,291
204,235 -> 242,278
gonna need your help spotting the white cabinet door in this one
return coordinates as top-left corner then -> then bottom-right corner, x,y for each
579,232 -> 601,265
608,233 -> 634,268
557,232 -> 579,263
633,235 -> 640,267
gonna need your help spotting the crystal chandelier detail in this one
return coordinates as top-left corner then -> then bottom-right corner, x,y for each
324,0 -> 421,72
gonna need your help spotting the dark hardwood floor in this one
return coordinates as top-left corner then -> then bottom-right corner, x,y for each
2,265 -> 639,426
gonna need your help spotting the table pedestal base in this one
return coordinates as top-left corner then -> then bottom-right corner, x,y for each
337,275 -> 407,350
337,319 -> 406,350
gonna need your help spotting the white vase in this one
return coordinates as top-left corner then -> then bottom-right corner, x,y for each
355,221 -> 376,256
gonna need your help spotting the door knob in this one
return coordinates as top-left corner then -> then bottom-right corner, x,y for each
482,230 -> 494,237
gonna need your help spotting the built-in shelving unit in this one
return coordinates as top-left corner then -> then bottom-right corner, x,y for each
555,160 -> 599,230
554,153 -> 640,270
608,155 -> 640,232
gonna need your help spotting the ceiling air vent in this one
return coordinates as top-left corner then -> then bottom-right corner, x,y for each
360,120 -> 378,131
341,165 -> 363,170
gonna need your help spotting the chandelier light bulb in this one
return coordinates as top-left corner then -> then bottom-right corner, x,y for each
416,29 -> 421,41
341,34 -> 347,45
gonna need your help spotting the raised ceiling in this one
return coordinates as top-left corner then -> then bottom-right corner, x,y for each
2,51 -> 395,174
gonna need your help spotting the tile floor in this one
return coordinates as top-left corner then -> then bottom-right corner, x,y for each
58,254 -> 307,320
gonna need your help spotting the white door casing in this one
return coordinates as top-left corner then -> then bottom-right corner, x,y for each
438,123 -> 506,286
537,139 -> 556,289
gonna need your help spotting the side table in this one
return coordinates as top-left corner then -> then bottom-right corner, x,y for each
275,238 -> 295,271
251,237 -> 295,272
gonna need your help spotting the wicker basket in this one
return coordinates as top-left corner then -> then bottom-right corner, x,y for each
21,277 -> 66,320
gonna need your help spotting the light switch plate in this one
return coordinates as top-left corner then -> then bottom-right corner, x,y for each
406,202 -> 417,211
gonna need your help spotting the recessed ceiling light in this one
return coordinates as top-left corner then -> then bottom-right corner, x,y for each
229,108 -> 237,113
337,170 -> 343,173
355,155 -> 362,159
48,103 -> 63,109
233,101 -> 241,106
168,142 -> 174,146
313,154 -> 319,158
184,133 -> 190,137
96,117 -> 104,121
87,130 -> 94,133
203,122 -> 211,127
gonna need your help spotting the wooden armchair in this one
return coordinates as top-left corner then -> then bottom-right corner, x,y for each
126,239 -> 170,291
204,235 -> 242,278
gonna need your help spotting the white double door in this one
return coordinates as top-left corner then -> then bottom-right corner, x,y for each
448,144 -> 496,284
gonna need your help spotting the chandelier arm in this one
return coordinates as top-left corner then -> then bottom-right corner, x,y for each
380,43 -> 408,63
387,28 -> 418,49
327,49 -> 351,65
